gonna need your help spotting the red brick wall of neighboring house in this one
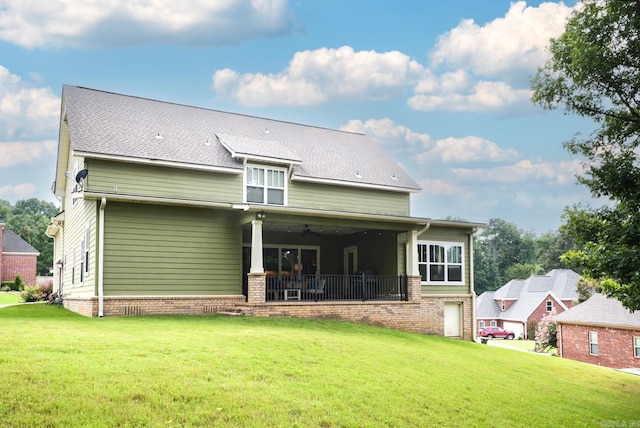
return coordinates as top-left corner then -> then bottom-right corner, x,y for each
2,254 -> 38,285
527,296 -> 569,328
558,323 -> 640,369
503,300 -> 515,311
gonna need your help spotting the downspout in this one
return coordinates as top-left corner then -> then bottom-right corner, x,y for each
98,197 -> 106,317
407,223 -> 430,276
469,227 -> 478,340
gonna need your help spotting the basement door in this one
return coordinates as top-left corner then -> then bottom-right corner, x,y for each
444,303 -> 462,338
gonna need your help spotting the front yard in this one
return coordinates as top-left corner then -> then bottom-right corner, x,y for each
1,304 -> 638,427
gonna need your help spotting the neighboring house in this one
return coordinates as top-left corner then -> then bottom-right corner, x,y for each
555,293 -> 640,370
45,86 -> 484,339
476,269 -> 580,339
0,219 -> 40,285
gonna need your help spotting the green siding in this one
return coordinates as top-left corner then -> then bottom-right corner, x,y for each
418,226 -> 472,295
288,181 -> 410,216
103,202 -> 241,296
86,159 -> 243,203
61,156 -> 98,298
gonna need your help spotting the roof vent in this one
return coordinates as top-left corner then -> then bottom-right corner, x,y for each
155,132 -> 163,140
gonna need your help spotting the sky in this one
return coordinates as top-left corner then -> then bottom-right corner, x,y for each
0,0 -> 596,234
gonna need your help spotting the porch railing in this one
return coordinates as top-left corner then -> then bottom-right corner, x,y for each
265,274 -> 408,302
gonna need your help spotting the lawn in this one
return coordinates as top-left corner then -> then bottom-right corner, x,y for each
1,305 -> 639,427
0,292 -> 23,305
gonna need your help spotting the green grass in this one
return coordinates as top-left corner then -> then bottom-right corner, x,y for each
1,305 -> 639,427
0,292 -> 23,304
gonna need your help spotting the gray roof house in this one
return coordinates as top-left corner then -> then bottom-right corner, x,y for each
0,219 -> 40,285
46,85 -> 484,339
555,293 -> 640,370
476,269 -> 580,339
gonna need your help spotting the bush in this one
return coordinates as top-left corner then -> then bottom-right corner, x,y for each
14,275 -> 24,291
20,284 -> 53,303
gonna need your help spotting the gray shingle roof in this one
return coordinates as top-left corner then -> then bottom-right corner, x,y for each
2,229 -> 39,254
555,293 -> 640,328
63,85 -> 420,192
476,291 -> 500,319
477,269 -> 580,321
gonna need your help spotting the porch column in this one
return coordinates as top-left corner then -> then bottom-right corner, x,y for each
250,219 -> 264,273
406,229 -> 419,276
247,219 -> 266,304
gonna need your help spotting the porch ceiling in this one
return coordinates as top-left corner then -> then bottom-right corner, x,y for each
249,221 -> 373,237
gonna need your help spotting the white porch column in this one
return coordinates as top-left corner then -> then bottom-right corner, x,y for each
250,219 -> 264,273
407,229 -> 419,276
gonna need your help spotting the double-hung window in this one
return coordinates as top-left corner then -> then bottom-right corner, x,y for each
634,337 -> 640,358
589,331 -> 599,355
246,165 -> 286,205
418,241 -> 464,284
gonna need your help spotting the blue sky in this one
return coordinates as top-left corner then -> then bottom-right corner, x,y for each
0,0 -> 593,233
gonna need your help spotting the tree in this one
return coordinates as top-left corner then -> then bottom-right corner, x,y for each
504,263 -> 542,282
573,277 -> 602,304
4,199 -> 58,276
531,0 -> 640,311
535,230 -> 575,273
534,311 -> 557,353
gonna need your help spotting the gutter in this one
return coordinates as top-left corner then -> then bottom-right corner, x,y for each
98,197 -> 106,317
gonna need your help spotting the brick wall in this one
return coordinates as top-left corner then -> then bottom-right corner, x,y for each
249,294 -> 475,340
1,254 -> 37,285
62,294 -> 475,340
0,224 -> 3,282
64,295 -> 246,317
558,323 -> 640,369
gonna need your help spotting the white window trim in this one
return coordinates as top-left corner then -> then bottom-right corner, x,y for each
479,320 -> 485,328
589,331 -> 599,356
243,164 -> 288,206
490,320 -> 497,327
417,240 -> 465,285
546,300 -> 553,312
634,337 -> 640,358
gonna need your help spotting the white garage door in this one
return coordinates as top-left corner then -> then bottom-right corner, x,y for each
503,321 -> 524,339
444,303 -> 462,337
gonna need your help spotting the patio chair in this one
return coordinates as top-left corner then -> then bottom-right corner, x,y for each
305,278 -> 326,301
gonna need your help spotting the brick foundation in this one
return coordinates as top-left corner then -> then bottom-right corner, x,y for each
64,295 -> 246,317
62,293 -> 474,340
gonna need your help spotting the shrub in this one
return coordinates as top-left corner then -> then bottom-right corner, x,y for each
20,284 -> 53,303
14,275 -> 24,291
535,311 -> 557,352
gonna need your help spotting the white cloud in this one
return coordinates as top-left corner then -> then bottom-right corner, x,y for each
0,66 -> 59,139
0,141 -> 57,168
417,178 -> 464,196
430,1 -> 574,78
0,0 -> 296,48
452,159 -> 584,184
0,183 -> 37,199
340,118 -> 432,147
213,46 -> 425,106
414,136 -> 519,164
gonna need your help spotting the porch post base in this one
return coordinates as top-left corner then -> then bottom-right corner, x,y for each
407,275 -> 421,302
247,272 -> 266,304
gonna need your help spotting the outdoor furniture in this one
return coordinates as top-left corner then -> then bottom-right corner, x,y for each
305,279 -> 326,301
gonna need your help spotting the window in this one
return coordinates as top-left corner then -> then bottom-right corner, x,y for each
634,337 -> 640,358
479,321 -> 485,329
546,300 -> 553,312
490,320 -> 497,327
84,226 -> 90,275
418,242 -> 463,284
501,300 -> 506,311
71,245 -> 76,285
245,165 -> 286,205
80,240 -> 84,282
257,245 -> 319,276
589,331 -> 599,355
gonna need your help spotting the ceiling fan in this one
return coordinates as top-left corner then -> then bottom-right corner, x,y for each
301,225 -> 320,237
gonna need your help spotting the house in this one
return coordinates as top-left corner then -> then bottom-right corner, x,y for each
45,85 -> 484,339
555,293 -> 640,370
476,269 -> 580,339
0,219 -> 40,285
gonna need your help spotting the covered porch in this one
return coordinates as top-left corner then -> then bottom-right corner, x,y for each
240,209 -> 426,304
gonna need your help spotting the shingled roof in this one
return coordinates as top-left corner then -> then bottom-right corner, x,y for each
62,85 -> 421,193
2,229 -> 39,254
477,269 -> 580,322
555,293 -> 640,328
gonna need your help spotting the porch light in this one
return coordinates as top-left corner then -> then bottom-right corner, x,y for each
56,260 -> 63,269
256,211 -> 267,220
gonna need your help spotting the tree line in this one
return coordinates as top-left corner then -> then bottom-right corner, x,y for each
0,198 -> 58,277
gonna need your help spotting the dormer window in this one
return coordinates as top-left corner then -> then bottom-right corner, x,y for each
245,165 -> 286,206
